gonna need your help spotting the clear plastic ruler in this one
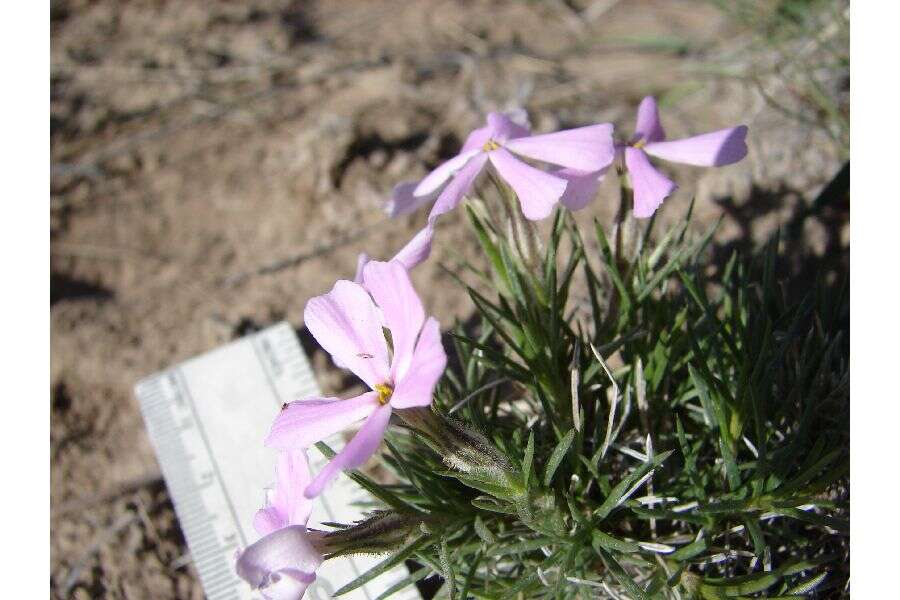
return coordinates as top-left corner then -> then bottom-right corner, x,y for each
135,322 -> 422,600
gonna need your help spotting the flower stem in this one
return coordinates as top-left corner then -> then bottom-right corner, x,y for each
488,171 -> 542,272
614,166 -> 632,267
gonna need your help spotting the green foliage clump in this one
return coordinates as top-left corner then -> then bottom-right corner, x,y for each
319,199 -> 848,599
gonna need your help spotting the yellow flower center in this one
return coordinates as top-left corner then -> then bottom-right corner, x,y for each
482,139 -> 501,152
632,139 -> 647,149
374,383 -> 393,405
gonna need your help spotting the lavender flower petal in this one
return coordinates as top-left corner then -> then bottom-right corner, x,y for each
644,125 -> 748,167
488,148 -> 567,220
624,147 -> 677,218
391,317 -> 447,409
633,96 -> 666,144
362,260 -> 425,381
304,404 -> 392,498
266,392 -> 380,450
505,123 -> 615,172
303,280 -> 391,388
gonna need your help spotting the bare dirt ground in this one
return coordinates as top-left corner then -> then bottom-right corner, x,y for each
51,1 -> 848,598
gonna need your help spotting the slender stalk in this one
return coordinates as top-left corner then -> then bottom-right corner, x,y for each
613,166 -> 633,268
490,170 -> 543,272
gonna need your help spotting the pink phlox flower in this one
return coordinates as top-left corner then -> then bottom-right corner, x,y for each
235,450 -> 323,600
384,109 -> 530,218
266,260 -> 447,499
550,97 -> 749,216
388,111 -> 615,222
621,96 -> 748,218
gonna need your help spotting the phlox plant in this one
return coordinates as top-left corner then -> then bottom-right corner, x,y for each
235,98 -> 848,599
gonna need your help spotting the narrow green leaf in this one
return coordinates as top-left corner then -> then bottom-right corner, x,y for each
473,515 -> 496,544
785,570 -> 828,595
498,241 -> 528,311
465,203 -> 511,295
442,470 -> 519,500
776,508 -> 849,532
701,555 -> 837,595
592,530 -> 639,553
523,430 -> 535,488
439,536 -> 455,598
669,537 -> 708,561
498,549 -> 566,598
594,451 -> 673,520
373,566 -> 431,600
744,517 -> 766,557
459,550 -> 483,600
688,363 -> 740,489
471,496 -> 517,514
334,534 -> 432,596
594,218 -> 633,311
565,492 -> 591,529
490,538 -> 549,557
595,546 -> 652,600
544,428 -> 576,486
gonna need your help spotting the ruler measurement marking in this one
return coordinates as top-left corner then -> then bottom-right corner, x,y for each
205,579 -> 239,596
204,572 -> 238,589
186,532 -> 223,551
166,478 -> 202,495
168,488 -> 206,507
140,397 -> 168,411
204,572 -> 238,587
204,575 -> 240,593
200,558 -> 237,574
138,374 -> 231,593
203,571 -> 240,589
161,471 -> 201,493
196,561 -> 233,581
205,580 -> 241,598
174,368 -> 248,547
208,590 -> 240,600
146,420 -> 188,438
250,334 -> 286,409
192,550 -> 235,573
194,555 -> 236,576
173,499 -> 213,516
172,504 -> 217,533
181,533 -> 219,554
173,502 -> 216,530
139,373 -> 250,599
156,451 -> 194,473
200,557 -> 237,573
178,519 -> 218,540
192,552 -> 230,571
175,508 -> 215,526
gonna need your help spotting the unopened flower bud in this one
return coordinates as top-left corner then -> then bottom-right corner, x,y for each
316,510 -> 434,558
395,407 -> 523,496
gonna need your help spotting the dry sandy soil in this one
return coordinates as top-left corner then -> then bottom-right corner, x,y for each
51,1 -> 848,598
